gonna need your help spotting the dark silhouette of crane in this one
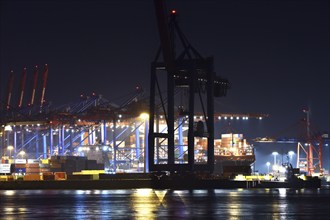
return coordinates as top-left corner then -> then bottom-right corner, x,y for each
149,0 -> 230,173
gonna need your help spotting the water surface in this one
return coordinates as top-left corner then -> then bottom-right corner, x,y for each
1,188 -> 329,219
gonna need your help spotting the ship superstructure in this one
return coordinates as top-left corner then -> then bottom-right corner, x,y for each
214,133 -> 255,177
188,133 -> 255,177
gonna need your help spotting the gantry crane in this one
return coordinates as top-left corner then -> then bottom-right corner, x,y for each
149,0 -> 230,173
296,109 -> 324,176
253,108 -> 325,176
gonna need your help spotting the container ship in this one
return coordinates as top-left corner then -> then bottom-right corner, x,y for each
192,133 -> 255,177
0,133 -> 322,189
213,133 -> 255,177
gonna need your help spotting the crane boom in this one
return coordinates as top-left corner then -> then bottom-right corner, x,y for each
5,70 -> 15,110
29,65 -> 39,106
40,64 -> 48,108
17,67 -> 27,108
153,0 -> 176,74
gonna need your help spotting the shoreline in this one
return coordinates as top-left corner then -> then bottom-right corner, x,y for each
0,178 -> 322,190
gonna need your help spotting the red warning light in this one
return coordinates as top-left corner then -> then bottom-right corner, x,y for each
171,10 -> 176,14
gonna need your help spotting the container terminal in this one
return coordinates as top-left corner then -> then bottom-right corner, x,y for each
0,0 -> 327,189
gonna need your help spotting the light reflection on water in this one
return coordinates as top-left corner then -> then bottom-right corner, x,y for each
0,188 -> 329,219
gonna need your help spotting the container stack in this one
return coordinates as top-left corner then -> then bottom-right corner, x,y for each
13,159 -> 27,175
42,172 -> 55,180
49,156 -> 104,174
26,159 -> 40,175
40,159 -> 51,173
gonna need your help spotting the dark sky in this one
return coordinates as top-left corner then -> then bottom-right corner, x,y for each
0,0 -> 329,138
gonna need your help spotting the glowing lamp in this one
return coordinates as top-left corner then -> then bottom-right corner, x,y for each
19,151 -> 25,159
140,113 -> 149,120
4,125 -> 12,131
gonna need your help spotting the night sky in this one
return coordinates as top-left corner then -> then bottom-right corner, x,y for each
1,0 -> 329,140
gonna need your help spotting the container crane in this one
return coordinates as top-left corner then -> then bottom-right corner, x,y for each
296,109 -> 324,176
39,64 -> 48,112
253,109 -> 325,176
29,65 -> 39,106
5,70 -> 15,110
17,67 -> 27,108
149,0 -> 230,173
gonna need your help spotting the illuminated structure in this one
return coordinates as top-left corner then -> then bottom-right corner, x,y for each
213,133 -> 255,176
0,71 -> 148,172
252,109 -> 327,176
296,109 -> 324,176
0,2 -> 268,175
0,84 -> 266,173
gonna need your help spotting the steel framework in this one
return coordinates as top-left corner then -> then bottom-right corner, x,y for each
296,109 -> 324,175
149,0 -> 230,173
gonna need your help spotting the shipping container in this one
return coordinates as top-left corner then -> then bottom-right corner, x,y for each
54,172 -> 67,180
23,174 -> 41,181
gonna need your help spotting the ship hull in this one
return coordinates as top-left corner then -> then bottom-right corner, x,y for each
214,155 -> 255,177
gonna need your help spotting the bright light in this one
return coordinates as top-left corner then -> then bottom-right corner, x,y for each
78,147 -> 82,152
272,152 -> 278,165
224,117 -> 227,120
288,151 -> 294,156
266,162 -> 271,173
230,117 -> 233,120
236,117 -> 239,120
103,146 -> 108,151
218,116 -> 221,120
140,113 -> 149,120
19,151 -> 25,158
259,117 -> 262,120
279,166 -> 286,173
273,164 -> 279,171
95,147 -> 99,151
4,125 -> 12,131
234,174 -> 246,181
7,145 -> 14,157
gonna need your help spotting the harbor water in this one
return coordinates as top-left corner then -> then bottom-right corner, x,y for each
1,188 -> 330,219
